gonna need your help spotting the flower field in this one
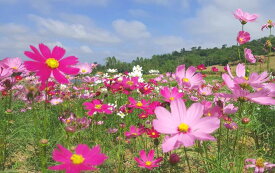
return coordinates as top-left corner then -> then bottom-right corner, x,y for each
1,8 -> 275,173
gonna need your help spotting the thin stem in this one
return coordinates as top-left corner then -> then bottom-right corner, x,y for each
184,147 -> 192,173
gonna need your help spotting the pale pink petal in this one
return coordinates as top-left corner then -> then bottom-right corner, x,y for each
185,103 -> 204,125
162,135 -> 179,152
185,66 -> 196,79
236,63 -> 245,77
191,116 -> 220,133
178,133 -> 195,147
175,64 -> 185,79
170,98 -> 186,122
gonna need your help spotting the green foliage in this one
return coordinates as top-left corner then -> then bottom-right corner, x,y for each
95,37 -> 275,73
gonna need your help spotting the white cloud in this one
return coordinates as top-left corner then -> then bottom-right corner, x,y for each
0,23 -> 29,34
80,45 -> 93,53
29,15 -> 121,44
182,0 -> 275,47
112,19 -> 151,39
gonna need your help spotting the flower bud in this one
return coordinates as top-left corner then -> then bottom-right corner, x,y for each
169,153 -> 180,165
242,117 -> 250,124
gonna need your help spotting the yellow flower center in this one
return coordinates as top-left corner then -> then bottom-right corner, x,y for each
136,101 -> 143,107
151,132 -> 156,135
95,104 -> 102,109
126,81 -> 134,86
244,76 -> 249,80
66,119 -> 71,123
268,20 -> 272,24
182,78 -> 189,82
46,58 -> 59,69
169,97 -> 175,101
239,38 -> 244,42
255,158 -> 265,168
145,161 -> 152,166
132,133 -> 138,136
81,69 -> 87,73
12,67 -> 18,70
178,123 -> 189,132
202,92 -> 206,95
70,154 -> 85,165
207,112 -> 211,116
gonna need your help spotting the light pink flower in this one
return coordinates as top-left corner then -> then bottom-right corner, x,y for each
1,57 -> 25,72
175,64 -> 203,89
244,48 -> 256,63
160,87 -> 184,102
153,98 -> 220,152
218,88 -> 275,105
222,64 -> 269,91
261,20 -> 275,31
237,31 -> 250,45
50,98 -> 63,105
124,125 -> 143,138
199,86 -> 213,96
75,63 -> 92,75
135,150 -> 163,170
233,9 -> 258,24
48,144 -> 108,173
245,158 -> 275,173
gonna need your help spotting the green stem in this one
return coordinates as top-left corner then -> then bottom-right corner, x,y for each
184,147 -> 192,173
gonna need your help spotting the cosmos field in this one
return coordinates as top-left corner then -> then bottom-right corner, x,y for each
0,8 -> 275,173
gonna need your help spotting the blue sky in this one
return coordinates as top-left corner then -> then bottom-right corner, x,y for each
0,0 -> 275,64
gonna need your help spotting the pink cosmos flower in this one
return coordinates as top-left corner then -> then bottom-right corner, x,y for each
134,150 -> 163,170
128,97 -> 150,109
1,57 -> 25,72
211,67 -> 219,72
83,99 -> 113,116
124,125 -> 143,138
244,48 -> 256,63
50,98 -> 63,105
237,31 -> 250,45
222,64 -> 269,91
218,88 -> 275,105
24,43 -> 79,84
245,158 -> 275,173
0,65 -> 12,80
48,144 -> 107,173
233,9 -> 259,24
175,64 -> 203,89
261,20 -> 275,31
153,98 -> 220,152
160,86 -> 184,102
197,64 -> 207,70
75,63 -> 92,75
199,86 -> 213,96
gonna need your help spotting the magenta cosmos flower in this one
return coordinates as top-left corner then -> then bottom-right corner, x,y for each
135,150 -> 163,170
261,20 -> 275,31
48,144 -> 108,173
233,9 -> 259,24
244,48 -> 256,63
24,43 -> 79,84
237,31 -> 250,45
153,98 -> 220,152
83,99 -> 113,116
175,64 -> 203,89
124,125 -> 143,138
245,158 -> 275,173
160,86 -> 184,102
